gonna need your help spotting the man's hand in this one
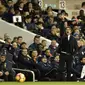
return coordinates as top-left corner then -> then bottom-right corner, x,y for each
5,71 -> 9,76
0,71 -> 3,76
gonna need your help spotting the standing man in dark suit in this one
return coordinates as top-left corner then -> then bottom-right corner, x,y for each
59,27 -> 78,81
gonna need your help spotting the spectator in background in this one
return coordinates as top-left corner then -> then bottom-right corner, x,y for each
73,28 -> 81,40
8,7 -> 15,23
0,54 -> 15,81
11,42 -> 20,65
76,40 -> 85,59
18,48 -> 40,79
17,36 -> 23,48
12,42 -> 18,50
0,4 -> 6,17
81,2 -> 85,15
49,40 -> 59,56
37,55 -> 58,81
12,37 -> 17,43
45,6 -> 57,17
23,2 -> 35,16
4,33 -> 9,41
45,16 -> 57,29
38,40 -> 47,55
41,40 -> 47,51
18,48 -> 32,69
44,49 -> 53,60
28,35 -> 40,55
50,54 -> 60,80
2,7 -> 15,23
73,33 -> 80,40
77,10 -> 85,22
4,38 -> 12,53
56,13 -> 67,37
51,55 -> 60,69
32,0 -> 41,13
5,38 -> 11,45
20,42 -> 27,49
14,0 -> 28,11
33,22 -> 45,36
31,50 -> 39,63
0,0 -> 8,7
24,15 -> 35,31
38,17 -> 44,23
6,0 -> 14,11
18,2 -> 24,14
47,25 -> 60,43
30,50 -> 41,79
72,56 -> 85,80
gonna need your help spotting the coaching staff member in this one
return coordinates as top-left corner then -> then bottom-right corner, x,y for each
58,27 -> 78,81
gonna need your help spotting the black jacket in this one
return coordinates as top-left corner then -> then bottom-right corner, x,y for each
59,35 -> 78,55
0,60 -> 12,73
18,53 -> 39,70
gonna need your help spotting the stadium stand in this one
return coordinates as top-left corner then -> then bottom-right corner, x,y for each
0,0 -> 85,82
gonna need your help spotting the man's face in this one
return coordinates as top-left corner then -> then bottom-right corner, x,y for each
8,1 -> 13,7
22,49 -> 28,56
28,3 -> 33,8
51,40 -> 56,47
77,41 -> 82,47
66,28 -> 71,35
21,44 -> 27,49
7,38 -> 11,44
45,50 -> 50,56
12,42 -> 17,48
81,58 -> 85,64
42,40 -> 46,47
34,38 -> 40,44
18,38 -> 23,44
0,56 -> 6,62
32,51 -> 38,58
19,3 -> 24,8
54,56 -> 60,62
26,18 -> 32,23
42,57 -> 47,63
51,28 -> 57,35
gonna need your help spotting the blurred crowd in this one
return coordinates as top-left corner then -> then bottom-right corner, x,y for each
0,0 -> 85,81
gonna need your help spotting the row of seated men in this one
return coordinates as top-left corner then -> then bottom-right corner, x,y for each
0,43 -> 85,81
0,34 -> 85,81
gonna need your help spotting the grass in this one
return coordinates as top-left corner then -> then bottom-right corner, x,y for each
0,82 -> 85,85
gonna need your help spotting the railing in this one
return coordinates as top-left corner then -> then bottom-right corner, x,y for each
12,68 -> 36,82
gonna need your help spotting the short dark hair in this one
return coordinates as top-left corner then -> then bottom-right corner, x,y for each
45,48 -> 50,52
20,42 -> 26,46
25,15 -> 32,19
21,48 -> 28,52
13,37 -> 17,40
82,2 -> 85,7
17,36 -> 22,40
66,26 -> 72,31
34,35 -> 40,40
0,53 -> 6,57
36,22 -> 43,25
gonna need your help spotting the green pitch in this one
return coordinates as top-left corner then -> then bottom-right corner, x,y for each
0,82 -> 85,85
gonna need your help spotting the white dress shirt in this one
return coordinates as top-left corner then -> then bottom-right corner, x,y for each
68,35 -> 70,41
